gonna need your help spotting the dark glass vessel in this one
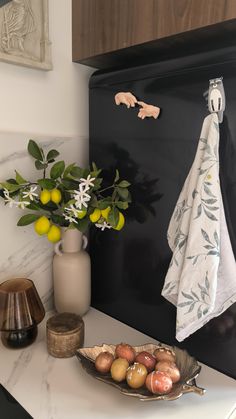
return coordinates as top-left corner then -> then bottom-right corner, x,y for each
0,278 -> 45,349
1,325 -> 38,349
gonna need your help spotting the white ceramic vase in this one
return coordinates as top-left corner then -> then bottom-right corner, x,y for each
53,228 -> 91,316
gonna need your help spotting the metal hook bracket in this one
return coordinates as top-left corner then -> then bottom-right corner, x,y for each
208,77 -> 225,123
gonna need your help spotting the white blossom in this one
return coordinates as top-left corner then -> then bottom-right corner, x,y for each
73,188 -> 91,210
95,221 -> 112,231
3,189 -> 16,208
63,214 -> 78,224
22,186 -> 38,201
65,204 -> 79,218
79,174 -> 95,191
16,201 -> 30,209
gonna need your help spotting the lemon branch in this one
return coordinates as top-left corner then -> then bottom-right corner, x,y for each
97,185 -> 115,194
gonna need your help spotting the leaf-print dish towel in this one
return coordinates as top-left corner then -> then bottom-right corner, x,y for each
162,113 -> 236,342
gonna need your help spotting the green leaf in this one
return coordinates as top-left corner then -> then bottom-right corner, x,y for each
90,169 -> 102,178
38,201 -> 57,211
28,140 -> 44,161
61,179 -> 80,190
6,178 -> 17,185
117,187 -> 129,200
70,166 -> 83,179
15,170 -> 27,185
0,182 -> 21,192
114,169 -> 120,183
17,214 -> 40,226
82,168 -> 90,178
74,217 -> 90,233
63,163 -> 76,178
92,178 -> 103,190
97,200 -> 111,210
38,178 -> 56,190
107,207 -> 119,228
92,162 -> 98,172
46,149 -> 60,162
35,160 -> 47,170
89,194 -> 98,207
50,161 -> 65,179
115,201 -> 128,210
50,214 -> 65,226
27,202 -> 41,210
118,180 -> 131,188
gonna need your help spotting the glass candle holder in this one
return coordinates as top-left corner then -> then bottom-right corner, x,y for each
0,278 -> 45,349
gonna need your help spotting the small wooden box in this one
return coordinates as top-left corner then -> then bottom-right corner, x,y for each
47,312 -> 84,358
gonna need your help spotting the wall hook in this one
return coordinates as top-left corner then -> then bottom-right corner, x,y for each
208,77 -> 225,123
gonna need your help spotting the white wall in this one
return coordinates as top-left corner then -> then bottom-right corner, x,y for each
0,0 -> 94,309
0,0 -> 94,137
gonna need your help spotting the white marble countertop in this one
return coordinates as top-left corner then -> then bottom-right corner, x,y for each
0,308 -> 236,419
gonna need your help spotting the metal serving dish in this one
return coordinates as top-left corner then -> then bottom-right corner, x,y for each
76,343 -> 205,401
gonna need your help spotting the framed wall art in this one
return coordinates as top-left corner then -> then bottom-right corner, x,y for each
0,0 -> 52,70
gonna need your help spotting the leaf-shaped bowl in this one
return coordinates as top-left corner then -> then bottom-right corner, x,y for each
76,343 -> 205,401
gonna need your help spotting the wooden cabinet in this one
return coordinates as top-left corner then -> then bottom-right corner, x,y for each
72,0 -> 236,68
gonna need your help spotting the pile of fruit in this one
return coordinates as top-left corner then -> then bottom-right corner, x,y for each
94,343 -> 181,395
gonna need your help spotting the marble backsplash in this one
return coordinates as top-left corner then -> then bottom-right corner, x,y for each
0,132 -> 88,311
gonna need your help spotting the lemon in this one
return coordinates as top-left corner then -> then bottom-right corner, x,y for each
40,189 -> 51,205
101,206 -> 111,220
89,208 -> 101,223
51,188 -> 62,204
34,216 -> 50,235
114,212 -> 125,231
47,225 -> 61,243
77,209 -> 87,219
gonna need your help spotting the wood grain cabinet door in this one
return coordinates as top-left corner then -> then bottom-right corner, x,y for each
72,0 -> 236,65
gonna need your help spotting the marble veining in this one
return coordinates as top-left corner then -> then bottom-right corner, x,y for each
4,349 -> 34,392
40,355 -> 57,419
0,309 -> 236,419
0,131 -> 88,311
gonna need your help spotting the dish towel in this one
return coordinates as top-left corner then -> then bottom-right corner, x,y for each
162,112 -> 236,342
